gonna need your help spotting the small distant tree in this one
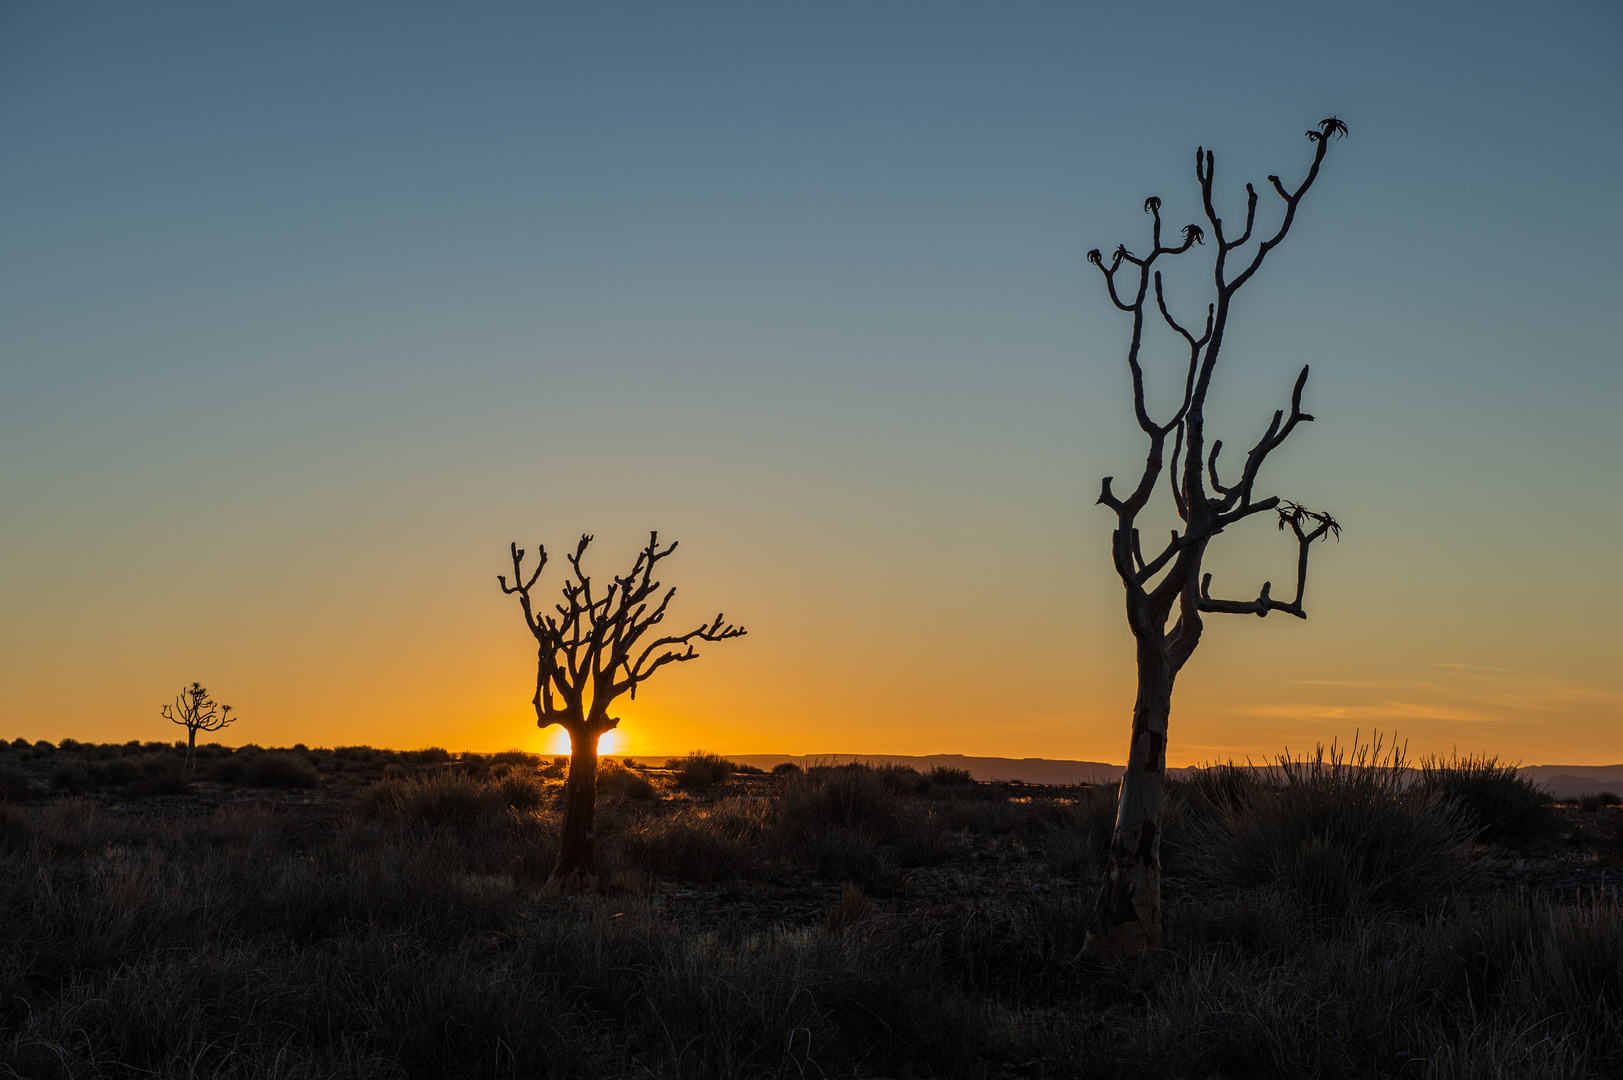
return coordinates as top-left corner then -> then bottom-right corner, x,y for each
499,531 -> 745,888
163,682 -> 236,773
1082,119 -> 1347,958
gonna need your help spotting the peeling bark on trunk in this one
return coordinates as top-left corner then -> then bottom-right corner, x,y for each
1085,645 -> 1174,958
550,728 -> 599,888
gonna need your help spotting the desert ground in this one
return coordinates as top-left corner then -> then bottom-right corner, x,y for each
1,738 -> 1620,1078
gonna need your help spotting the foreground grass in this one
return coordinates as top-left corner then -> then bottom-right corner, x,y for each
0,743 -> 1618,1078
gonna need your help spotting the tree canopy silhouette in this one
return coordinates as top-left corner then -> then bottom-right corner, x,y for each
499,531 -> 745,887
1083,118 -> 1348,958
162,682 -> 236,774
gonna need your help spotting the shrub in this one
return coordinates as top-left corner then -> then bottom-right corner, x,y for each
669,752 -> 736,790
214,752 -> 320,789
33,740 -> 54,752
619,800 -> 766,882
872,763 -> 923,795
1036,788 -> 1117,878
363,771 -> 509,830
894,811 -> 954,868
125,754 -> 192,797
491,749 -> 540,767
97,757 -> 142,786
1188,737 -> 1472,921
495,772 -> 546,812
921,765 -> 975,790
771,762 -> 802,776
824,883 -> 872,932
1174,762 -> 1268,818
1578,791 -> 1621,812
539,756 -> 567,778
408,747 -> 452,764
778,765 -> 901,840
599,759 -> 656,800
0,765 -> 35,802
1418,753 -> 1557,842
57,737 -> 82,751
50,762 -> 96,793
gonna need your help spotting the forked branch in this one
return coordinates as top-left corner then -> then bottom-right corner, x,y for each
499,532 -> 747,729
1198,503 -> 1340,619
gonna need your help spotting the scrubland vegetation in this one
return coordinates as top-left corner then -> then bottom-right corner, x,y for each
0,736 -> 1620,1078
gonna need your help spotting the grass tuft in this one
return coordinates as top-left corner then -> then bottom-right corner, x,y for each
668,751 -> 737,790
1419,752 -> 1558,842
1188,736 -> 1472,921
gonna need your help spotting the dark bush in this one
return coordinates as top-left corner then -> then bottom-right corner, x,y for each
9,737 -> 28,749
334,745 -> 378,762
619,800 -> 766,882
491,749 -> 540,767
1418,753 -> 1557,842
872,763 -> 923,795
214,752 -> 320,789
921,765 -> 975,789
771,762 -> 802,776
96,757 -> 142,786
1189,738 -> 1472,921
669,752 -> 736,790
56,737 -> 82,751
539,756 -> 567,778
1578,791 -> 1621,812
50,763 -> 96,794
894,811 -> 954,868
407,746 -> 452,764
125,754 -> 192,797
778,765 -> 901,840
1035,787 -> 1117,878
0,765 -> 36,802
599,759 -> 656,800
33,740 -> 54,752
363,771 -> 515,830
495,772 -> 547,812
1174,762 -> 1268,818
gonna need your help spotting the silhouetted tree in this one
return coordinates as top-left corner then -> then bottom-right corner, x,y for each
163,681 -> 236,773
1083,119 -> 1347,957
500,531 -> 745,887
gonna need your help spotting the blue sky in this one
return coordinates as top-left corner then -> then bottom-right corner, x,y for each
1,2 -> 1619,761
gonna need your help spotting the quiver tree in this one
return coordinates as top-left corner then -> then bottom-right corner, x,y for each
162,682 -> 236,773
499,531 -> 745,888
1083,119 -> 1348,958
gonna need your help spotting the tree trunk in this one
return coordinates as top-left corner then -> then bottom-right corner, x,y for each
550,726 -> 599,888
1084,641 -> 1175,958
186,727 -> 197,774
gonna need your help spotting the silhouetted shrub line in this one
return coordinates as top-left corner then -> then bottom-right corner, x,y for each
0,749 -> 1620,1076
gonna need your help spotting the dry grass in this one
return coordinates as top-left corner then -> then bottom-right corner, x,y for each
0,742 -> 1618,1078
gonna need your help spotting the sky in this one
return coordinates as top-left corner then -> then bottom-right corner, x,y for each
1,1 -> 1619,764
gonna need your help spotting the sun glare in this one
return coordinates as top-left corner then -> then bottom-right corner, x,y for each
538,727 -> 625,756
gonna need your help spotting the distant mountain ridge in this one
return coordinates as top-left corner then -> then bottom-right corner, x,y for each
637,753 -> 1623,797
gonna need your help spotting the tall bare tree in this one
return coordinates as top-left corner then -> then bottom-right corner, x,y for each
500,531 -> 745,887
162,681 -> 237,773
1083,119 -> 1347,958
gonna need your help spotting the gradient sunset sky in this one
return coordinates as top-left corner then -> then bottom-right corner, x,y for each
2,2 -> 1619,763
